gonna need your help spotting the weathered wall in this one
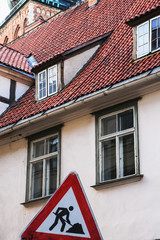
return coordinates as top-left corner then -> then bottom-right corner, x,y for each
63,44 -> 100,86
0,75 -> 29,115
1,90 -> 160,239
0,1 -> 59,44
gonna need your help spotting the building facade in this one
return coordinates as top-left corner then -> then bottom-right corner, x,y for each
0,0 -> 60,44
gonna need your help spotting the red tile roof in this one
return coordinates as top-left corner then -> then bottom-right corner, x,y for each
0,0 -> 160,128
0,44 -> 32,74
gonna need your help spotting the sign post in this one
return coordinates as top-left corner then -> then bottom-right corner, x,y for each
21,172 -> 103,240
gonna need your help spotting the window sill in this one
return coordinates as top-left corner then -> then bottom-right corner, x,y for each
134,49 -> 160,62
21,195 -> 52,206
91,174 -> 143,190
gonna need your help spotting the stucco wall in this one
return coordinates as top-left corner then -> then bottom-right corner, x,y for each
0,75 -> 10,98
63,45 -> 100,86
16,81 -> 29,101
1,90 -> 160,239
0,75 -> 29,115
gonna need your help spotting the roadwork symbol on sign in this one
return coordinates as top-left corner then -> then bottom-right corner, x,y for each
20,172 -> 103,240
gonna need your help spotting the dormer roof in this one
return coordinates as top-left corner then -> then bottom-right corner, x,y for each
0,44 -> 32,74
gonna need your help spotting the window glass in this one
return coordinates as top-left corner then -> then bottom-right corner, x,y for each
32,140 -> 44,158
101,115 -> 116,136
98,106 -> 137,183
137,22 -> 149,57
151,17 -> 160,51
48,66 -> 57,95
39,71 -> 47,99
31,161 -> 43,199
45,157 -> 57,195
118,109 -> 133,131
119,134 -> 135,177
38,65 -> 57,100
46,136 -> 58,154
29,133 -> 59,200
101,139 -> 116,181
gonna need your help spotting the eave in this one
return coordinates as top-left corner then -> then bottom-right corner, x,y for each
0,67 -> 160,146
0,64 -> 34,86
126,5 -> 160,27
32,32 -> 112,73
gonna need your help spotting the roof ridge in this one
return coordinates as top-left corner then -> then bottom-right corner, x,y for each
3,44 -> 26,57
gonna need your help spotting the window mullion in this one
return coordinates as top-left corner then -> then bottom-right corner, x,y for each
116,135 -> 120,179
99,140 -> 102,182
42,158 -> 46,197
116,114 -> 119,179
29,163 -> 33,200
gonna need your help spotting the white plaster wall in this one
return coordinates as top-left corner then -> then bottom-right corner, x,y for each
1,90 -> 160,240
0,102 -> 8,114
0,139 -> 44,240
64,45 -> 100,86
16,82 -> 29,101
0,75 -> 10,98
61,94 -> 160,240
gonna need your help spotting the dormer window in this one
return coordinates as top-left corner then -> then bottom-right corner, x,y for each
137,15 -> 160,58
38,65 -> 57,100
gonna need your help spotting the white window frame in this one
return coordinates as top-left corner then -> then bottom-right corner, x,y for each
38,69 -> 47,100
48,65 -> 58,97
29,133 -> 60,200
137,15 -> 160,58
137,21 -> 149,58
38,64 -> 57,100
150,15 -> 160,54
98,106 -> 138,183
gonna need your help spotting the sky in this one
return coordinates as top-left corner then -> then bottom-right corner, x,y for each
0,0 -> 10,23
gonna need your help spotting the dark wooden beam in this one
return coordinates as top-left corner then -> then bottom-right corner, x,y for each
10,80 -> 16,103
0,96 -> 10,104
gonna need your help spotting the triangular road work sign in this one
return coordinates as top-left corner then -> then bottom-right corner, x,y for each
21,172 -> 103,240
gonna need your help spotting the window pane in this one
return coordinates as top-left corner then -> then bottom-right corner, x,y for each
119,134 -> 135,177
39,71 -> 47,99
143,33 -> 148,44
45,157 -> 57,195
48,66 -> 57,95
33,140 -> 44,158
101,139 -> 116,181
138,35 -> 143,46
138,25 -> 143,36
158,37 -> 160,48
143,23 -> 148,34
152,29 -> 157,40
137,22 -> 149,57
152,19 -> 157,30
101,115 -> 116,136
46,136 -> 58,154
118,109 -> 133,131
31,161 -> 43,199
138,46 -> 144,56
151,18 -> 160,51
143,43 -> 149,54
152,39 -> 157,51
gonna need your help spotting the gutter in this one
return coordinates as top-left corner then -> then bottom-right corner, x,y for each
0,67 -> 160,136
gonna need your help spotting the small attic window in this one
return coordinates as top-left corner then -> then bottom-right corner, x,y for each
137,15 -> 160,58
38,65 -> 57,100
